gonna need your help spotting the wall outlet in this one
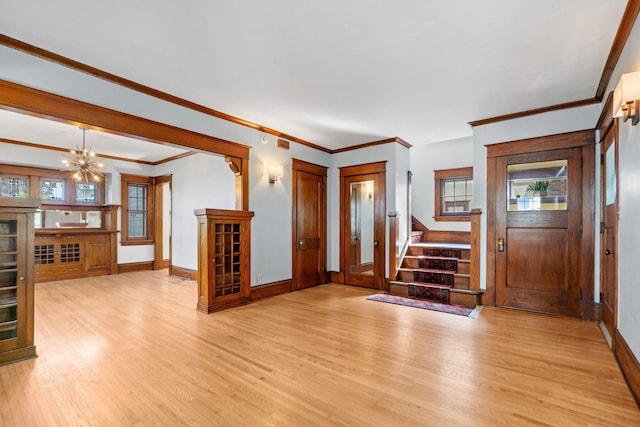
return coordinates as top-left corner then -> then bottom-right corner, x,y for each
256,274 -> 261,284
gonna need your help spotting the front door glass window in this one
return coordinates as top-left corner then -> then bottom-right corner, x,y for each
507,160 -> 568,211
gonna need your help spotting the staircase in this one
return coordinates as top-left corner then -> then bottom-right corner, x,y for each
389,236 -> 482,308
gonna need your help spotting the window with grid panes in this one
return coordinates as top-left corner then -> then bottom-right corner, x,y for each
40,179 -> 66,201
434,167 -> 473,221
1,176 -> 28,198
120,174 -> 154,245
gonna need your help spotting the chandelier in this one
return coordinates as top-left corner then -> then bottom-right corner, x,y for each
61,128 -> 104,182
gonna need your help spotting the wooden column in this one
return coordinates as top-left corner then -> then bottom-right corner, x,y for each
388,212 -> 399,283
470,208 -> 482,291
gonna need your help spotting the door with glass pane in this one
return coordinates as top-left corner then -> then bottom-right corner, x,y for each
600,127 -> 618,343
495,147 -> 583,316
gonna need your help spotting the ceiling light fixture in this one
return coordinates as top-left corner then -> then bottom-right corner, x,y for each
613,71 -> 640,126
61,127 -> 104,182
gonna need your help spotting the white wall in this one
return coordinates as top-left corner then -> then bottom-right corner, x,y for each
154,153 -> 236,270
605,13 -> 640,358
394,143 -> 411,251
410,136 -> 473,232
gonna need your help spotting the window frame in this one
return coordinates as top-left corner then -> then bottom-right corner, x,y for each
0,164 -> 105,205
434,167 -> 473,222
121,174 -> 154,246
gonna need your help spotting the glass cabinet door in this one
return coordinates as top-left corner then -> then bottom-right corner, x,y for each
0,217 -> 19,342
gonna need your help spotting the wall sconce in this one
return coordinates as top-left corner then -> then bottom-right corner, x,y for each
263,163 -> 284,184
613,71 -> 640,126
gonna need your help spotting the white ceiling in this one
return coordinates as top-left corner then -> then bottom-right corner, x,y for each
0,0 -> 630,152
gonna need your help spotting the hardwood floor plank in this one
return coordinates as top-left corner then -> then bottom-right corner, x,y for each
0,270 -> 637,426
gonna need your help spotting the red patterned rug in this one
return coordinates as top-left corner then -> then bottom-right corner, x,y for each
366,294 -> 482,318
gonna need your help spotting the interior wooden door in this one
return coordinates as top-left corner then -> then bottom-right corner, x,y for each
600,126 -> 618,343
340,164 -> 385,290
292,160 -> 327,290
495,147 -> 583,316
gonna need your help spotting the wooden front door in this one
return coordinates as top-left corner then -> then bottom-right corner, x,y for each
340,162 -> 386,290
495,147 -> 583,316
292,159 -> 327,290
600,125 -> 618,343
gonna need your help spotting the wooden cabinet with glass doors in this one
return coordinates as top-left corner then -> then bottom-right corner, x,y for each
0,198 -> 39,365
194,209 -> 254,313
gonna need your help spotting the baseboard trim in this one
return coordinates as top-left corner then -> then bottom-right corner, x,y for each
614,329 -> 640,407
581,301 -> 601,321
251,279 -> 292,302
330,271 -> 344,284
170,265 -> 198,281
117,261 -> 154,274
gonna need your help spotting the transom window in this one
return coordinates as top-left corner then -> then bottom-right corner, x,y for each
75,183 -> 98,203
1,176 -> 28,198
41,179 -> 66,201
434,167 -> 473,222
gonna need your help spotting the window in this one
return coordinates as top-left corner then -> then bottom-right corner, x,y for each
75,183 -> 98,203
40,179 -> 67,201
434,167 -> 473,221
0,164 -> 104,205
1,176 -> 28,198
121,174 -> 154,245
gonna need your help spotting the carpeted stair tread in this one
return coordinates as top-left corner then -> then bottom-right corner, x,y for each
403,255 -> 459,261
398,267 -> 455,275
410,242 -> 471,250
411,282 -> 453,290
390,280 -> 453,290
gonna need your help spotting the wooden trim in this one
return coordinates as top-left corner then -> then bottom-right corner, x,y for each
1,136 -> 199,167
0,137 -> 159,165
486,129 -> 596,158
333,137 -> 412,154
339,161 -> 387,176
0,34 -> 330,154
153,175 -> 171,271
169,265 -> 198,281
117,261 -> 154,274
434,167 -> 473,222
469,99 -> 598,127
597,91 -> 615,139
153,152 -> 196,165
250,279 -> 293,302
329,271 -> 344,284
470,208 -> 482,291
485,156 -> 498,307
388,212 -> 398,281
614,329 -> 640,407
0,79 -> 250,159
581,144 -> 596,320
291,158 -> 328,290
595,0 -> 640,101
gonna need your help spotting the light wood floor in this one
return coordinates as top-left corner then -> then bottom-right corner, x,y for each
0,271 -> 638,426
